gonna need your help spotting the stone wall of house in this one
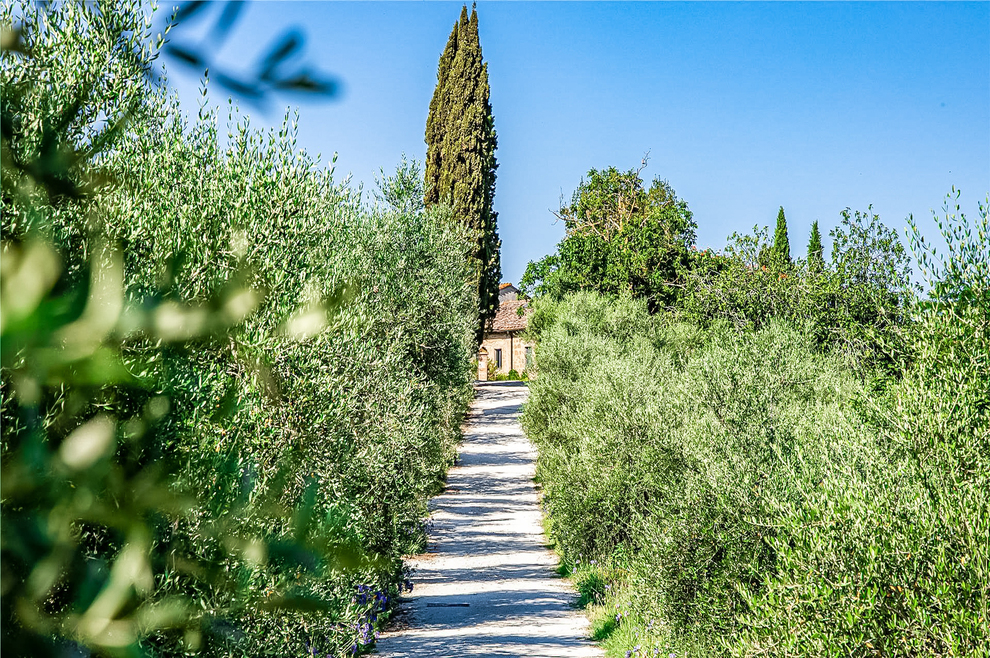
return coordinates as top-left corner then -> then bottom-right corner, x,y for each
480,331 -> 534,376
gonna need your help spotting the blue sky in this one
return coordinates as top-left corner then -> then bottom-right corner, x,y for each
162,1 -> 990,285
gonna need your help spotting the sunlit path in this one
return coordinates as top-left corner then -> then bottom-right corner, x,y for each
377,382 -> 601,658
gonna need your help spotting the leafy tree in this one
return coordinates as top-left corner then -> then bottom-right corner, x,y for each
807,220 -> 824,272
376,154 -> 425,215
680,207 -> 914,370
829,206 -> 914,365
424,4 -> 500,341
521,164 -> 696,312
735,195 -> 989,657
908,187 -> 989,308
830,206 -> 910,293
725,224 -> 772,269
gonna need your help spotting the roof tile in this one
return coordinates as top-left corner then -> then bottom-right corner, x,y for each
490,300 -> 530,332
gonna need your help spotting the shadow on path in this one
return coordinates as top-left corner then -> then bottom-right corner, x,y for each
376,383 -> 601,658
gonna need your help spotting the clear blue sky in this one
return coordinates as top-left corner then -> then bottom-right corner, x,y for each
162,1 -> 990,286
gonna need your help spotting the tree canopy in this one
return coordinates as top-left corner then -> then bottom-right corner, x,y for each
425,4 -> 500,341
522,164 -> 696,311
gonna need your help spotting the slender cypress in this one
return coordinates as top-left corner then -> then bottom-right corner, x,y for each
424,16 -> 459,207
425,4 -> 501,343
772,206 -> 791,266
807,220 -> 824,272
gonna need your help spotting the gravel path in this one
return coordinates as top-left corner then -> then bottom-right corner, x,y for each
377,381 -> 601,658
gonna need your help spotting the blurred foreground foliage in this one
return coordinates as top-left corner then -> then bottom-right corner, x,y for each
1,2 -> 476,656
523,192 -> 989,657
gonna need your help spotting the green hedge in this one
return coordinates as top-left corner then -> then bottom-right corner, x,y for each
1,2 -> 477,656
524,275 -> 988,656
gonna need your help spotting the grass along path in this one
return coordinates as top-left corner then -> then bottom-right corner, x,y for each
377,381 -> 601,657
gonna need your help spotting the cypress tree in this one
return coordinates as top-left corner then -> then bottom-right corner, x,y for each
772,205 -> 791,266
425,4 -> 501,342
424,16 -> 458,207
807,220 -> 824,272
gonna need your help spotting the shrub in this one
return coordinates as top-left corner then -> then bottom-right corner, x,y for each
525,193 -> 988,657
523,293 -> 872,655
731,192 -> 990,657
1,2 -> 477,655
678,209 -> 914,374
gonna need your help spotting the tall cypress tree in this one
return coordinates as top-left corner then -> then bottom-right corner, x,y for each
807,220 -> 824,272
424,17 -> 458,207
772,206 -> 792,266
425,4 -> 501,343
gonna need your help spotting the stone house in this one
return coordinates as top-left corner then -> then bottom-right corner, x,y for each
477,284 -> 534,379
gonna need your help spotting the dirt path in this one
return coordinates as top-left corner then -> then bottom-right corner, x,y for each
377,382 -> 601,658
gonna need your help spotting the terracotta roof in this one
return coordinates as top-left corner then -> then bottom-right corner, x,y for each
499,282 -> 514,290
490,300 -> 530,332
